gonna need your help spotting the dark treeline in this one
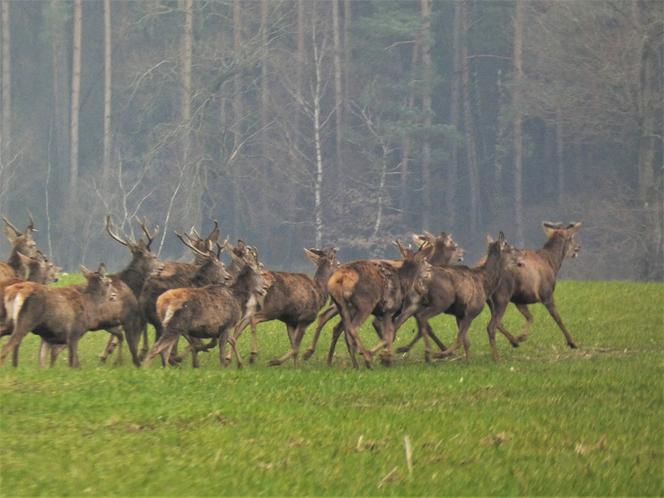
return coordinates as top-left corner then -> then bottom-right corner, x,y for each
0,0 -> 662,279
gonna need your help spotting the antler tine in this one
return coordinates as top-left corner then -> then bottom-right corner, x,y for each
175,231 -> 211,259
2,216 -> 21,234
190,226 -> 201,239
207,220 -> 220,241
105,215 -> 129,247
215,242 -> 224,259
138,217 -> 160,249
26,210 -> 38,232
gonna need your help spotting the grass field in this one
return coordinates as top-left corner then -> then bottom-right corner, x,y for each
1,278 -> 662,496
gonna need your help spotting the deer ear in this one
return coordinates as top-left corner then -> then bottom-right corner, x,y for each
97,263 -> 108,276
567,221 -> 582,235
498,231 -> 505,243
542,222 -> 558,238
80,265 -> 92,277
485,234 -> 494,245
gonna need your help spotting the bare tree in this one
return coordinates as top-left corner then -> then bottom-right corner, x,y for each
512,0 -> 525,245
69,0 -> 82,203
420,0 -> 432,230
1,0 -> 10,164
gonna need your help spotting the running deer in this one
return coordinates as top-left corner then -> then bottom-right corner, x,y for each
0,215 -> 38,281
393,232 -> 520,361
142,236 -> 264,368
99,215 -> 161,365
487,222 -> 582,354
0,251 -> 60,330
305,232 -> 463,363
227,247 -> 338,368
138,221 -> 221,357
326,244 -> 433,368
0,264 -> 117,368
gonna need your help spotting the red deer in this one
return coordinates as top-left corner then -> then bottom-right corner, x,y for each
0,215 -> 38,281
326,245 -> 433,368
305,232 -> 463,363
138,221 -> 221,359
99,215 -> 161,365
227,247 -> 338,368
0,251 -> 61,330
0,264 -> 117,368
393,232 -> 521,361
142,236 -> 265,368
486,222 -> 582,355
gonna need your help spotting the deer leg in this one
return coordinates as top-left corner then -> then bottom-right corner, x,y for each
143,330 -> 180,367
487,300 -> 509,361
543,298 -> 577,348
304,305 -> 338,361
125,317 -> 143,367
326,321 -> 345,366
12,343 -> 21,367
395,330 -> 421,354
226,332 -> 244,369
68,332 -> 83,368
0,317 -> 33,366
99,335 -> 117,363
51,343 -> 66,367
39,340 -> 49,368
106,327 -> 124,365
139,323 -> 149,360
376,317 -> 396,367
268,324 -> 297,366
514,303 -> 534,342
249,319 -> 259,364
345,312 -> 374,369
218,326 -> 231,368
434,317 -> 465,359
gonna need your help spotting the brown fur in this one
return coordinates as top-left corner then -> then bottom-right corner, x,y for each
394,232 -> 519,361
143,245 -> 262,368
0,216 -> 39,281
229,248 -> 338,367
305,232 -> 462,363
0,264 -> 116,368
487,222 -> 582,354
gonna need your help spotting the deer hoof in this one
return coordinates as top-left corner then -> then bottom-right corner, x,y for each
424,351 -> 431,363
568,341 -> 578,349
380,355 -> 393,367
268,358 -> 282,367
302,349 -> 314,361
395,346 -> 410,354
98,355 -> 108,364
249,352 -> 258,364
516,334 -> 528,343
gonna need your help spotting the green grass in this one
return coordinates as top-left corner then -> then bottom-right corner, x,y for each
1,279 -> 663,496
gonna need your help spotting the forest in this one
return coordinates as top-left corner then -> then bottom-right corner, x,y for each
0,0 -> 662,279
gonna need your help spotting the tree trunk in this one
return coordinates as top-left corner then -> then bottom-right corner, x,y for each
400,32 -> 420,227
461,0 -> 481,235
343,0 -> 351,111
231,0 -> 243,237
556,106 -> 564,205
446,0 -> 462,230
332,0 -> 343,184
1,0 -> 10,164
260,0 -> 269,150
69,0 -> 82,204
512,0 -> 525,246
312,20 -> 324,248
420,0 -> 432,230
102,0 -> 112,183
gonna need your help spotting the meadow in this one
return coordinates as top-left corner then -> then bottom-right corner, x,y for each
1,278 -> 662,496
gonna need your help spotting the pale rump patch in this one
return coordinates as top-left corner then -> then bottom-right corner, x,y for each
12,291 -> 27,324
162,304 -> 176,327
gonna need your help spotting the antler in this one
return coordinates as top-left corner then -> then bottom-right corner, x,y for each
105,215 -> 130,247
26,210 -> 37,232
206,220 -> 220,242
138,217 -> 160,250
175,232 -> 212,259
2,216 -> 21,235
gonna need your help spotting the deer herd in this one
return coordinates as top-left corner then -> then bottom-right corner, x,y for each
0,213 -> 583,369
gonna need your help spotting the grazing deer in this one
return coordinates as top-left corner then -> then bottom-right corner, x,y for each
393,232 -> 520,361
227,247 -> 338,368
326,245 -> 433,368
305,232 -> 463,363
487,222 -> 582,354
0,264 -> 117,368
0,215 -> 38,281
138,221 -> 221,358
143,237 -> 264,368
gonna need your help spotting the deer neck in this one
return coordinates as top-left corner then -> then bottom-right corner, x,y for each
230,266 -> 256,306
119,255 -> 152,295
539,235 -> 566,275
6,249 -> 23,273
314,262 -> 335,298
479,247 -> 504,296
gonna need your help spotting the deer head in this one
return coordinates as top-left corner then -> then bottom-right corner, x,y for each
542,221 -> 582,259
80,263 -> 117,302
3,215 -> 38,258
